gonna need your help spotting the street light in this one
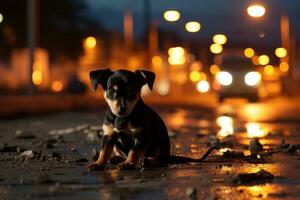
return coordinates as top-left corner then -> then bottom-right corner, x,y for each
185,21 -> 201,33
247,4 -> 266,18
163,10 -> 181,22
213,34 -> 227,45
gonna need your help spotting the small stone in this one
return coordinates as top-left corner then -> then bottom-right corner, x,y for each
47,152 -> 61,161
71,146 -> 77,152
15,130 -> 36,139
16,150 -> 37,161
249,138 -> 263,155
86,131 -> 100,142
186,187 -> 197,198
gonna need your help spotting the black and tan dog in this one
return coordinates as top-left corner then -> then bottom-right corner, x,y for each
87,69 -> 217,170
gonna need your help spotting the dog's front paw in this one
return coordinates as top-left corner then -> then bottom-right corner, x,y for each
118,161 -> 136,170
87,162 -> 106,171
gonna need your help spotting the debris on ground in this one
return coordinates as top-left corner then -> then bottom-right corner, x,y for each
249,138 -> 263,155
186,187 -> 197,199
279,141 -> 299,153
15,150 -> 40,161
15,130 -> 36,139
226,169 -> 274,185
222,150 -> 245,159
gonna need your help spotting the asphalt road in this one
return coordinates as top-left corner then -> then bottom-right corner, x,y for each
0,99 -> 300,200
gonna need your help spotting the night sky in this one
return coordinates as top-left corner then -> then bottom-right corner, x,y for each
86,0 -> 300,47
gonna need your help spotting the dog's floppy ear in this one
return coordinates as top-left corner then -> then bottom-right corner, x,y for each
89,69 -> 112,91
135,70 -> 155,90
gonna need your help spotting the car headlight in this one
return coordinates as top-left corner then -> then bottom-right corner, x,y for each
216,71 -> 233,86
244,71 -> 261,86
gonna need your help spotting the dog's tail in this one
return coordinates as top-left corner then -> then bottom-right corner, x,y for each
168,146 -> 219,164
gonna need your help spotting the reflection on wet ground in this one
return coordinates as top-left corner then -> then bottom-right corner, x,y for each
1,102 -> 300,199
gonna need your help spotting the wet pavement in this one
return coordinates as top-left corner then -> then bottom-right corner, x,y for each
0,100 -> 300,200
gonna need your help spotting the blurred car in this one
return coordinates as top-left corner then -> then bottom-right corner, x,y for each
215,55 -> 261,102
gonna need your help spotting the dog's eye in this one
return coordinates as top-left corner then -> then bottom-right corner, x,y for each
107,89 -> 117,99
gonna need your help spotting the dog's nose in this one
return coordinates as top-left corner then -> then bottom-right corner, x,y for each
118,106 -> 126,114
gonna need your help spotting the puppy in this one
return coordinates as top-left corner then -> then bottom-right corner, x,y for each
87,69 -> 217,170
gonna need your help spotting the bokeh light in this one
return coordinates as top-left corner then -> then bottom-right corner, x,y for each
196,80 -> 210,93
244,71 -> 261,86
189,71 -> 201,82
0,13 -> 3,23
190,61 -> 203,71
213,34 -> 227,45
168,47 -> 186,65
185,21 -> 201,32
85,36 -> 96,48
216,116 -> 234,137
51,81 -> 63,92
244,48 -> 255,58
210,64 -> 220,75
32,70 -> 42,85
258,55 -> 269,65
163,10 -> 181,22
246,122 -> 268,138
157,79 -> 170,95
247,4 -> 266,18
152,56 -> 162,66
216,71 -> 232,86
279,62 -> 289,72
210,44 -> 223,54
275,47 -> 287,58
264,65 -> 275,75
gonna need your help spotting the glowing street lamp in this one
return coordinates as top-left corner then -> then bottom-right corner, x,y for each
247,4 -> 266,18
275,47 -> 287,58
210,44 -> 223,54
163,10 -> 181,22
185,21 -> 201,33
213,34 -> 227,45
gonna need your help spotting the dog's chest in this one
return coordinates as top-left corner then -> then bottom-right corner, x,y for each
113,122 -> 142,136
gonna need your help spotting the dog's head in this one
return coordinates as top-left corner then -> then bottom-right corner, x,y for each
89,69 -> 155,117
